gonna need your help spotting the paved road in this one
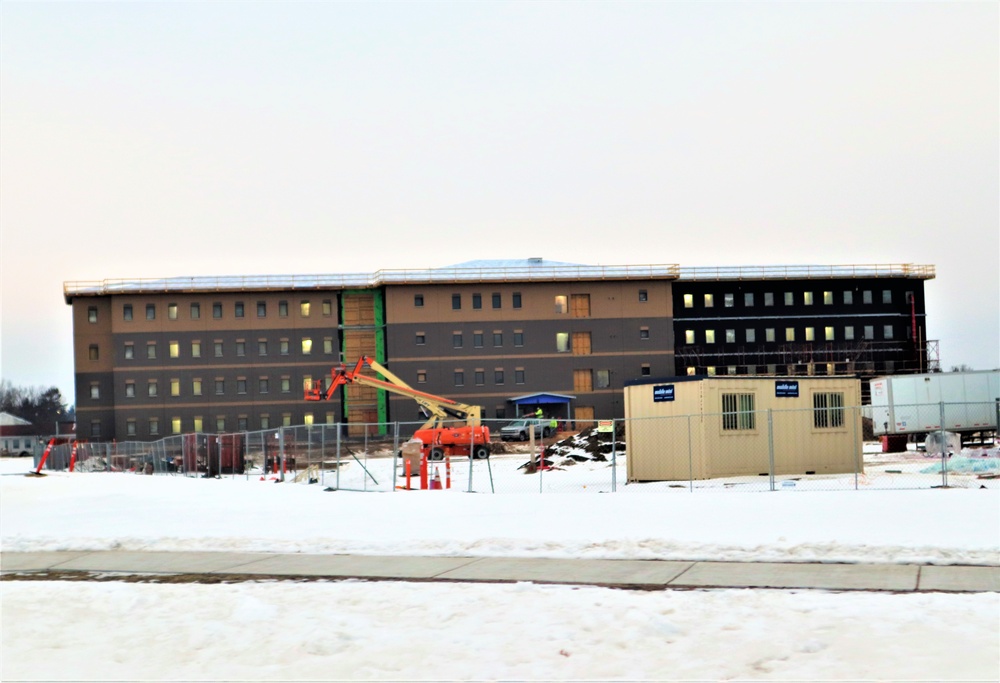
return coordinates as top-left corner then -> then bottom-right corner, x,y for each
3,551 -> 998,592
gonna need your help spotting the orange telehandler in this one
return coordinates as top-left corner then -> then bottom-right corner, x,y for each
305,356 -> 491,461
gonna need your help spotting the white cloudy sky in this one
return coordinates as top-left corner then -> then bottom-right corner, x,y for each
1,2 -> 997,404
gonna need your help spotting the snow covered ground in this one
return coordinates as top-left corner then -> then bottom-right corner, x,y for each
2,455 -> 998,681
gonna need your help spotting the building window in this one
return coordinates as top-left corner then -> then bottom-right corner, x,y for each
146,304 -> 155,320
705,330 -> 716,344
683,294 -> 693,308
453,333 -> 463,348
88,306 -> 98,323
148,380 -> 158,397
785,328 -> 795,342
416,371 -> 427,384
884,325 -> 894,339
494,369 -> 504,385
515,369 -> 525,384
474,332 -> 483,348
724,293 -> 734,308
193,379 -> 202,396
216,417 -> 226,433
170,379 -> 180,397
512,292 -> 522,309
212,379 -> 224,395
89,420 -> 101,438
279,301 -> 288,317
259,377 -> 269,394
123,304 -> 133,321
454,371 -> 464,386
704,294 -> 714,308
814,392 -> 845,429
864,325 -> 874,340
722,393 -> 755,431
728,366 -> 737,375
322,300 -> 332,317
569,294 -> 590,318
323,338 -> 333,354
260,415 -> 270,430
237,378 -> 247,394
493,332 -> 502,347
236,341 -> 246,357
554,296 -> 568,314
125,381 -> 135,398
300,301 -> 311,317
825,326 -> 835,341
452,294 -> 462,310
555,332 -> 571,352
301,338 -> 312,355
641,364 -> 651,376
414,294 -> 424,308
126,419 -> 137,437
805,327 -> 815,342
168,417 -> 180,435
883,290 -> 892,304
475,370 -> 485,386
90,383 -> 100,399
764,292 -> 774,307
213,302 -> 223,319
168,303 -> 178,320
124,343 -> 134,360
191,303 -> 201,319
89,344 -> 99,361
765,328 -> 775,342
214,341 -> 223,357
415,333 -> 425,346
236,416 -> 248,431
492,293 -> 501,309
640,327 -> 650,340
595,369 -> 610,389
746,328 -> 756,343
863,290 -> 872,304
257,302 -> 267,317
281,377 -> 290,393
784,292 -> 794,306
147,343 -> 157,359
472,294 -> 482,310
513,331 -> 524,347
280,339 -> 289,355
257,340 -> 268,356
685,330 -> 695,344
170,341 -> 180,358
744,293 -> 754,307
803,292 -> 814,306
725,329 -> 736,343
844,291 -> 853,305
232,302 -> 243,318
638,289 -> 648,302
845,326 -> 854,340
302,375 -> 312,393
149,418 -> 159,436
281,414 -> 292,428
686,366 -> 697,376
191,341 -> 201,358
823,291 -> 833,305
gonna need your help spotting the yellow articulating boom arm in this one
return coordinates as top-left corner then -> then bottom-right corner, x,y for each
305,355 -> 482,431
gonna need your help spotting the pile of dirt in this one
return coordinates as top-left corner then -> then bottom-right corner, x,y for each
544,424 -> 626,462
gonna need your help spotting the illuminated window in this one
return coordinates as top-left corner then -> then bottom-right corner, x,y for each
683,294 -> 693,308
765,328 -> 775,342
705,330 -> 715,344
556,332 -> 570,353
685,330 -> 695,344
704,294 -> 714,308
172,418 -> 182,435
554,296 -> 568,314
192,379 -> 202,396
169,342 -> 179,358
825,326 -> 835,340
322,300 -> 332,316
805,327 -> 815,341
168,304 -> 178,320
194,417 -> 204,432
803,292 -> 814,306
823,291 -> 833,305
301,338 -> 312,355
191,341 -> 201,358
301,301 -> 311,317
170,379 -> 180,396
786,328 -> 795,342
764,293 -> 774,306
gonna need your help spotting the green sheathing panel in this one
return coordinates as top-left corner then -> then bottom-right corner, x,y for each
341,288 -> 388,434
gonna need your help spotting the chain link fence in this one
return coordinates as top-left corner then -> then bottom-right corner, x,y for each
32,402 -> 999,493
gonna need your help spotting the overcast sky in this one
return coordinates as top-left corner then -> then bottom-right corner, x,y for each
1,2 -> 997,405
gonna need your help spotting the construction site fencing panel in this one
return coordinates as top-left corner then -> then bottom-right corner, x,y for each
29,402 -> 998,492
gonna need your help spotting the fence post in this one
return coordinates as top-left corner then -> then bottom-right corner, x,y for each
279,426 -> 285,483
939,401 -> 948,488
392,422 -> 399,492
611,418 -> 617,493
853,405 -> 859,490
321,424 -> 326,487
335,424 -> 341,490
767,409 -> 775,492
687,415 -> 694,492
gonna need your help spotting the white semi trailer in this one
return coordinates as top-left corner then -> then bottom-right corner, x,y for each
870,371 -> 999,448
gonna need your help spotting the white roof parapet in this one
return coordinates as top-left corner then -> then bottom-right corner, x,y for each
64,263 -> 681,300
678,264 -> 935,281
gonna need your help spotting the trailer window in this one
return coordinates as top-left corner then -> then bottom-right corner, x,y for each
722,393 -> 755,431
814,392 -> 845,429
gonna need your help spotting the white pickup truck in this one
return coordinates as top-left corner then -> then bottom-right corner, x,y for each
499,419 -> 555,441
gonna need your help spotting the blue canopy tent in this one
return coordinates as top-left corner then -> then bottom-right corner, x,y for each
509,393 -> 576,420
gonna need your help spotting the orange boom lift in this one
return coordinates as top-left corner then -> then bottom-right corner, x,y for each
305,356 -> 491,462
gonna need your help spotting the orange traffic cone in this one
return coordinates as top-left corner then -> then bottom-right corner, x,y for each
431,468 -> 442,490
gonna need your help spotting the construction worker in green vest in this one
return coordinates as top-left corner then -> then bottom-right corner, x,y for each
534,406 -> 543,420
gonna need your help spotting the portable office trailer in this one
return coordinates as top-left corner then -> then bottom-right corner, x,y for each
870,370 -> 1000,437
623,376 -> 862,482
